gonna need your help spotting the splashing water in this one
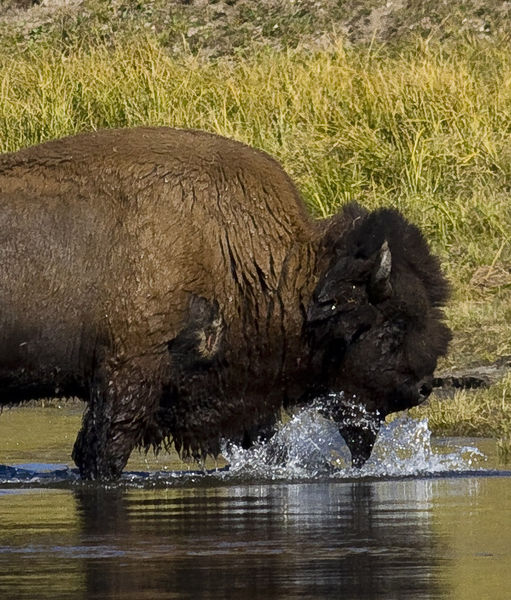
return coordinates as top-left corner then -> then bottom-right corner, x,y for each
222,399 -> 486,481
365,416 -> 485,477
0,395 -> 486,485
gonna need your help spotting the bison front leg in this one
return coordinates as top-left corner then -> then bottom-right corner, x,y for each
72,362 -> 160,480
240,418 -> 279,450
322,400 -> 383,468
338,414 -> 382,468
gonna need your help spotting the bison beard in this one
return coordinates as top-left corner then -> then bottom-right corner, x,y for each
0,127 -> 451,479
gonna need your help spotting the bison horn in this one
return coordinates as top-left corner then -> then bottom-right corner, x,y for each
369,240 -> 392,302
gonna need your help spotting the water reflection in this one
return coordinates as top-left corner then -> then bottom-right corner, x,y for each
1,405 -> 510,599
0,480 -> 454,600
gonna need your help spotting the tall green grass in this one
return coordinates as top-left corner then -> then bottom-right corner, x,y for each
0,33 -> 510,373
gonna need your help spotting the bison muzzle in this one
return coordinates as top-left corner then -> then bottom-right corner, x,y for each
0,127 -> 451,479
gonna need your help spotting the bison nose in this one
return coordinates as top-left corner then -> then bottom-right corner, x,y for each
418,377 -> 433,399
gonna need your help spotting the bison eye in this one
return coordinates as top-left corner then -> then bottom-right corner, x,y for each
392,318 -> 407,332
307,300 -> 340,322
351,324 -> 371,344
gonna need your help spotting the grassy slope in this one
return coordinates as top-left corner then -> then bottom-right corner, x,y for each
0,0 -> 509,455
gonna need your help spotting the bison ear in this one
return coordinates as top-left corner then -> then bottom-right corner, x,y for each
368,240 -> 392,303
167,295 -> 224,369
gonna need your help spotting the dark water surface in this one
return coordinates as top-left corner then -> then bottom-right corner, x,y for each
1,405 -> 510,599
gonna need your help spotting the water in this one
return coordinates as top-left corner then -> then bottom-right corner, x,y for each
1,402 -> 510,599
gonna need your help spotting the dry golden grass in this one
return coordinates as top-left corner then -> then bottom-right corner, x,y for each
413,375 -> 511,462
0,31 -> 509,440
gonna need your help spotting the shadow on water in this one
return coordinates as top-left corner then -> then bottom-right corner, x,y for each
79,481 -> 449,600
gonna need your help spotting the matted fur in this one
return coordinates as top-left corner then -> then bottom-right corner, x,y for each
0,127 -> 450,479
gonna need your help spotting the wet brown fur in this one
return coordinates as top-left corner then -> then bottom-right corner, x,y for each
0,127 -> 451,479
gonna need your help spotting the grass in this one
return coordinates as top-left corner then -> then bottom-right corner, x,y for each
412,375 -> 511,463
0,17 -> 509,450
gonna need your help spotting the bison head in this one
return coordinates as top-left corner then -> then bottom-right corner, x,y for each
306,203 -> 451,467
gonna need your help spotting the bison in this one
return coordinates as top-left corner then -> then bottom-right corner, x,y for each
0,127 -> 451,479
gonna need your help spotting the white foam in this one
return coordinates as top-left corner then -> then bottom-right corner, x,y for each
222,398 -> 486,480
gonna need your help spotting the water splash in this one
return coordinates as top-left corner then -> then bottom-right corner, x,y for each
222,400 -> 486,480
0,396 -> 487,486
363,416 -> 485,477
